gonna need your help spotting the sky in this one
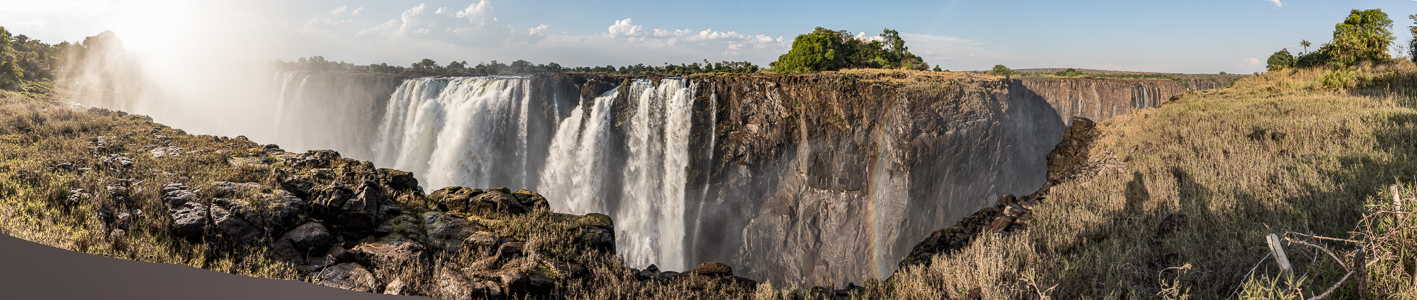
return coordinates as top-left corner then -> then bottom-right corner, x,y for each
4,0 -> 1417,74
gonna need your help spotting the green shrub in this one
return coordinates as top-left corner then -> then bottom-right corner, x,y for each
1319,67 -> 1357,89
1267,49 -> 1295,71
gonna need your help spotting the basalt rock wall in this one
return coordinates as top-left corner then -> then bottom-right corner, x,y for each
681,73 -> 1213,286
1015,77 -> 1191,126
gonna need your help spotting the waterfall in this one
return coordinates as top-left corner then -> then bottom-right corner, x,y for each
274,73 -> 310,142
541,89 -> 618,215
616,79 -> 693,270
371,76 -> 534,190
370,76 -> 696,270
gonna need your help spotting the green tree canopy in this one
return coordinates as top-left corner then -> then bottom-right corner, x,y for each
0,27 -> 22,91
990,64 -> 1013,76
1266,48 -> 1296,71
1323,8 -> 1395,65
770,27 -> 928,73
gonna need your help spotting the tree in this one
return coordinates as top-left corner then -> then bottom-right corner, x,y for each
1301,40 -> 1311,54
1409,14 -> 1417,63
770,26 -> 928,73
770,30 -> 838,73
1324,8 -> 1394,66
880,29 -> 906,62
0,27 -> 23,91
933,65 -> 942,72
1266,48 -> 1296,71
990,64 -> 1013,76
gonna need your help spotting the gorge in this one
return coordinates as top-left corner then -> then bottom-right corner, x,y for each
89,70 -> 1225,286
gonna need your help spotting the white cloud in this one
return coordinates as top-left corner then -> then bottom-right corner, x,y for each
352,2 -> 545,47
607,18 -> 642,37
529,24 -> 548,35
1243,57 -> 1262,65
440,0 -> 492,28
395,4 -> 429,38
1263,0 -> 1282,7
352,7 -> 364,16
330,6 -> 346,15
854,31 -> 884,42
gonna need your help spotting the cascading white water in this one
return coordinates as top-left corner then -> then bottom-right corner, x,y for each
273,73 -> 310,142
541,90 -> 618,215
371,76 -> 534,190
615,79 -> 693,270
370,76 -> 695,270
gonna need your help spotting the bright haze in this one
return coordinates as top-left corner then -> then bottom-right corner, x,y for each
8,0 -> 1417,74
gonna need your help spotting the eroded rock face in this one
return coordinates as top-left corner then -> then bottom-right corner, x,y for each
686,75 -> 1068,285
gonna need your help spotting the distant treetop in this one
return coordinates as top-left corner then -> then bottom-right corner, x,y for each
768,27 -> 929,73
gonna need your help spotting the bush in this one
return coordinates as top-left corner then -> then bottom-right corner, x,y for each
1267,49 -> 1295,71
1319,67 -> 1357,89
990,64 -> 1013,76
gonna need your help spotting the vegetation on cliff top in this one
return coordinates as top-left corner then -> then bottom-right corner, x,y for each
1267,9 -> 1409,72
768,27 -> 929,73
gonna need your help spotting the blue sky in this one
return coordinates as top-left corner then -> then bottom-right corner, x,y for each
5,0 -> 1417,73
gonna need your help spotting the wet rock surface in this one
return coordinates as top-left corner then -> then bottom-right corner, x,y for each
898,116 -> 1107,271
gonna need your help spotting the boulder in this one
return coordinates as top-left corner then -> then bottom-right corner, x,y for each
169,202 -> 208,239
428,186 -> 482,212
496,268 -> 554,296
378,168 -> 419,192
352,237 -> 427,266
310,182 -> 354,222
265,190 -> 306,227
511,189 -> 550,211
209,204 -> 260,243
423,211 -> 486,252
685,262 -> 734,277
317,263 -> 379,292
467,188 -> 530,217
383,279 -> 408,295
287,222 -> 333,253
161,184 -> 198,207
377,213 -> 425,241
495,241 -> 525,259
336,180 -> 382,231
464,232 -> 501,253
439,268 -> 497,300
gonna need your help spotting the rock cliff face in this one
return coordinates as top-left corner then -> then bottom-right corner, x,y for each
1015,77 -> 1189,125
683,74 -> 1219,285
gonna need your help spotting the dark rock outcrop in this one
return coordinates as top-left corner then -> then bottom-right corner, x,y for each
317,263 -> 379,292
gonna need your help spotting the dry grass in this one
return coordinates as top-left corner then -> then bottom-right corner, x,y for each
0,90 -> 300,280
